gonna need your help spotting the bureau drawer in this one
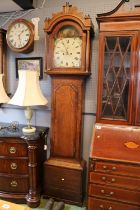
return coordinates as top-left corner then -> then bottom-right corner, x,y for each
89,172 -> 140,190
87,197 -> 140,210
93,161 -> 140,177
0,159 -> 28,174
0,175 -> 29,193
44,165 -> 82,193
89,183 -> 140,205
0,142 -> 27,157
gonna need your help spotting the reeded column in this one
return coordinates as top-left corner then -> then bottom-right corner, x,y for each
26,143 -> 40,208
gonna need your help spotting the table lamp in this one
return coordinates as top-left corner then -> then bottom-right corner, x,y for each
8,70 -> 48,134
0,74 -> 10,103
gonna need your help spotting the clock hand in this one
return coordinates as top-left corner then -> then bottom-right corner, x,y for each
18,30 -> 24,38
62,41 -> 69,55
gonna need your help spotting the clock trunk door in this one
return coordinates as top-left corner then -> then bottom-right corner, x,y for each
51,77 -> 84,160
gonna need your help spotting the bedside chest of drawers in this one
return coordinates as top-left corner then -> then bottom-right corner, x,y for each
87,124 -> 140,210
0,124 -> 49,208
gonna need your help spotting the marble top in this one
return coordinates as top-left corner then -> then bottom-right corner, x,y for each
0,122 -> 49,140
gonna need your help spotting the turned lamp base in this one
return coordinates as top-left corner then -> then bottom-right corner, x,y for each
22,126 -> 36,134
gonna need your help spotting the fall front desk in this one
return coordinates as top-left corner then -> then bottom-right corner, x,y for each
87,124 -> 140,210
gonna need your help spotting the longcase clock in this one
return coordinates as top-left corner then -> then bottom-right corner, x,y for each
43,3 -> 94,205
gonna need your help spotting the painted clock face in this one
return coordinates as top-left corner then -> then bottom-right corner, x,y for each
53,26 -> 82,68
7,22 -> 31,49
53,37 -> 82,68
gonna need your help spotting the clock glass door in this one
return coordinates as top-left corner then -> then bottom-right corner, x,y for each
53,25 -> 82,68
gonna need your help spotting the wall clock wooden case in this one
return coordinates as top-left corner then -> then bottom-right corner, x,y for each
43,3 -> 94,206
6,19 -> 34,53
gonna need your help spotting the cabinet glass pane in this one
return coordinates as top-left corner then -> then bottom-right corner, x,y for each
101,36 -> 131,119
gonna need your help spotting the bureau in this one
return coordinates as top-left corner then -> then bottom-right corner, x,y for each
87,1 -> 140,209
87,124 -> 140,210
0,124 -> 49,208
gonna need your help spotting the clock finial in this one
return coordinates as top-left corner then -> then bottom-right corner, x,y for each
63,2 -> 72,13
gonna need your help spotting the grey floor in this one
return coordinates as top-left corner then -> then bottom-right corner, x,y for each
28,198 -> 86,210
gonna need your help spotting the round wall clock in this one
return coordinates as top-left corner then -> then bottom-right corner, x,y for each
6,19 -> 34,53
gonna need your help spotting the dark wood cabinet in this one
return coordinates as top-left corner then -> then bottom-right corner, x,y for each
0,125 -> 48,208
87,1 -> 140,209
44,3 -> 94,206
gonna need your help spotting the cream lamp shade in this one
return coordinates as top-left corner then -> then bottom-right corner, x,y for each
8,70 -> 48,134
0,74 -> 10,103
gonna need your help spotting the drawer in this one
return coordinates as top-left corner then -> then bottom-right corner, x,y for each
88,183 -> 140,205
89,172 -> 140,190
93,160 -> 140,177
0,142 -> 27,157
44,186 -> 82,203
87,197 -> 140,210
0,159 -> 28,174
0,174 -> 29,193
43,165 -> 82,193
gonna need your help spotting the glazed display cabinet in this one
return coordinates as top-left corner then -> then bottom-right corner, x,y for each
96,0 -> 140,126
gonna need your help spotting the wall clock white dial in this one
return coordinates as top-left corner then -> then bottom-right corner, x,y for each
53,37 -> 82,68
8,23 -> 31,49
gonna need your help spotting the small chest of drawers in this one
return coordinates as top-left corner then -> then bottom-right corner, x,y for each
87,124 -> 140,210
0,125 -> 49,208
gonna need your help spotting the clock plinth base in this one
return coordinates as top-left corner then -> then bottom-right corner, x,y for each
43,158 -> 86,206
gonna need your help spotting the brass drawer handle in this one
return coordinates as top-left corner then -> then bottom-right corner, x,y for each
111,178 -> 116,182
10,162 -> 17,170
100,189 -> 114,196
103,165 -> 107,170
10,180 -> 17,187
101,189 -> 105,194
61,178 -> 64,181
99,205 -> 113,210
109,191 -> 114,196
9,147 -> 16,154
101,176 -> 116,183
112,166 -> 117,171
102,176 -> 106,181
90,163 -> 94,170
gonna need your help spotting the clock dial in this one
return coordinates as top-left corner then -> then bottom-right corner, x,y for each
8,22 -> 31,49
53,37 -> 82,68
